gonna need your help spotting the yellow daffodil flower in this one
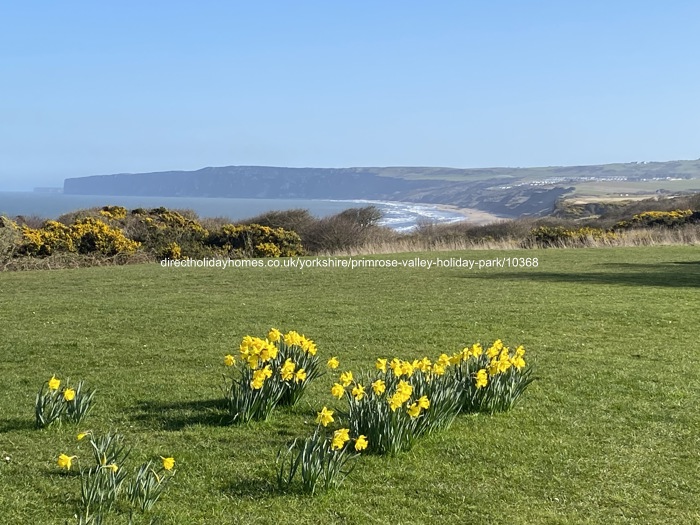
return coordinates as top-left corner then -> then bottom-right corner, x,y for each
375,358 -> 387,373
316,406 -> 334,427
354,435 -> 368,451
371,379 -> 386,395
327,357 -> 339,369
267,328 -> 282,343
475,369 -> 488,388
339,371 -> 353,387
48,376 -> 60,391
57,453 -> 76,470
407,402 -> 421,418
351,384 -> 365,401
161,456 -> 175,471
331,428 -> 350,450
331,383 -> 345,399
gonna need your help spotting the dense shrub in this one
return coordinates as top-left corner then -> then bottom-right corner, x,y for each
122,207 -> 211,259
523,225 -> 616,248
19,218 -> 140,257
301,206 -> 388,253
207,224 -> 303,257
0,216 -> 21,258
615,209 -> 700,229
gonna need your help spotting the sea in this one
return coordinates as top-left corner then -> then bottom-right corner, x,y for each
0,192 -> 466,232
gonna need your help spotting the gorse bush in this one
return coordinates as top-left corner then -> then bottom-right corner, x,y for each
615,209 -> 700,229
207,224 -> 304,257
523,225 -> 617,248
19,218 -> 139,257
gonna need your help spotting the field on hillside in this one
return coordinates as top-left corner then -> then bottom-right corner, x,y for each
1,246 -> 699,524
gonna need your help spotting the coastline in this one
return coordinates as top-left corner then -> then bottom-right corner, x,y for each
432,203 -> 508,225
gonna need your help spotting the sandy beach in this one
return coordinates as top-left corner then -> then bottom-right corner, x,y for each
433,203 -> 508,225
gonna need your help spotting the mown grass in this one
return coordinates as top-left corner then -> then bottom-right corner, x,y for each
1,246 -> 699,524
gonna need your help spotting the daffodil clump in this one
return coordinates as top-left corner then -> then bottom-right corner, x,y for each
57,430 -> 176,523
328,341 -> 533,455
453,340 -> 534,414
332,356 -> 461,455
223,329 -> 322,423
276,406 -> 367,495
35,376 -> 95,428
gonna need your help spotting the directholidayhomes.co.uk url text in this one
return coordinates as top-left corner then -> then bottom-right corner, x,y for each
160,256 -> 539,270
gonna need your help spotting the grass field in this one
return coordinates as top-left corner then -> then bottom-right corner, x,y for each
1,246 -> 699,524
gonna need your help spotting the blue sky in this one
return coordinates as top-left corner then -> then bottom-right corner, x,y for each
2,1 -> 700,190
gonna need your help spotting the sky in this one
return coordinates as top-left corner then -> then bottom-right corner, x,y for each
2,1 -> 700,191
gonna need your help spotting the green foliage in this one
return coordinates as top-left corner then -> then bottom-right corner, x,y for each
615,209 -> 700,229
125,460 -> 174,512
3,246 -> 700,522
524,225 -> 616,247
276,425 -> 360,495
19,218 -> 139,257
207,223 -> 303,257
223,331 -> 321,423
453,342 -> 535,414
124,207 -> 210,259
35,377 -> 95,428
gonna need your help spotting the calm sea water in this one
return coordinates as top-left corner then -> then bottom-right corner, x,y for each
0,192 -> 466,231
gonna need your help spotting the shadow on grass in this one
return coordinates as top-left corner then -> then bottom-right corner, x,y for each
131,398 -> 230,431
0,418 -> 35,433
467,260 -> 700,288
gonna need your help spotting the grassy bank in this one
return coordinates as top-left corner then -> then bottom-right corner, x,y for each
1,246 -> 699,524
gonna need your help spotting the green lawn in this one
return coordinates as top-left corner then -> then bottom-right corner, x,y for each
1,246 -> 699,524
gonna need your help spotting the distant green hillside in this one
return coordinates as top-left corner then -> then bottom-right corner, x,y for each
63,160 -> 700,218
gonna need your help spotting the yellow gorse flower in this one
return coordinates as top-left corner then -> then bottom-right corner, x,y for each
161,456 -> 175,471
63,388 -> 76,402
48,375 -> 60,391
316,406 -> 334,427
57,454 -> 76,470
